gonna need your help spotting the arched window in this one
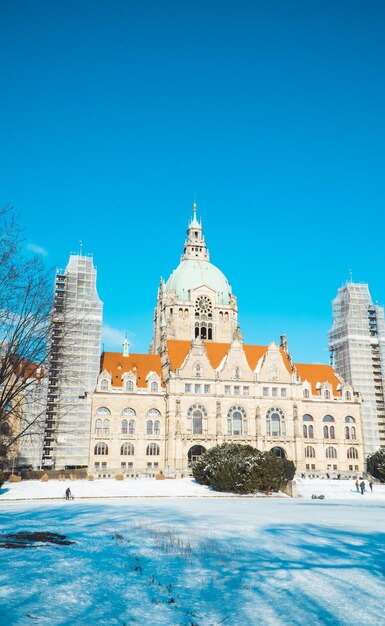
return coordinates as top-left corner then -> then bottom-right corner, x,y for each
345,425 -> 356,440
345,391 -> 351,401
345,416 -> 355,423
122,408 -> 136,417
151,381 -> 158,392
121,443 -> 134,456
304,423 -> 314,438
146,443 -> 160,456
154,420 -> 160,435
103,418 -> 110,434
303,388 -> 310,399
323,415 -> 334,422
187,404 -> 208,435
266,407 -> 285,437
96,407 -> 111,416
303,414 -> 313,421
94,442 -> 108,455
324,389 -> 331,399
323,425 -> 329,439
347,447 -> 358,459
126,380 -> 134,392
227,406 -> 247,436
326,446 -> 337,459
121,419 -> 128,434
95,419 -> 102,434
128,420 -> 135,435
305,446 -> 315,458
147,408 -> 161,418
101,380 -> 108,390
330,425 -> 335,439
146,420 -> 153,435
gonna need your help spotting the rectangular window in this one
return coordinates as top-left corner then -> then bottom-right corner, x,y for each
272,387 -> 278,397
121,462 -> 126,469
147,462 -> 153,468
194,384 -> 201,394
204,384 -> 210,394
234,386 -> 240,395
101,462 -> 107,468
185,383 -> 191,393
154,462 -> 159,468
354,465 -> 359,471
127,462 -> 133,469
349,465 -> 353,471
311,464 -> 315,470
305,464 -> 310,470
94,462 -> 100,469
281,388 -> 287,398
225,385 -> 231,395
263,387 -> 269,397
333,465 -> 337,470
243,387 -> 249,396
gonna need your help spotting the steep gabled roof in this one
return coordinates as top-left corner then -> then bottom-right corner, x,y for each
295,363 -> 341,396
100,352 -> 163,388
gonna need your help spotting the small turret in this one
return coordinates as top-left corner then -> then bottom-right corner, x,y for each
122,334 -> 130,357
183,203 -> 209,261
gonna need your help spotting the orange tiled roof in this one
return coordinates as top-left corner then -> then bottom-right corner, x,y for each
100,352 -> 163,388
166,340 -> 192,370
295,363 -> 341,396
204,342 -> 231,368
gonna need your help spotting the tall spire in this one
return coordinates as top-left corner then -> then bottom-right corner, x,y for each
183,202 -> 209,261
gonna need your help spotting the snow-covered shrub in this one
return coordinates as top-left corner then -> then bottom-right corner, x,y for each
192,443 -> 295,494
367,449 -> 385,482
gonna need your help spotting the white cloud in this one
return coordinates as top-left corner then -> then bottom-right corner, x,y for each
102,325 -> 135,351
27,243 -> 48,256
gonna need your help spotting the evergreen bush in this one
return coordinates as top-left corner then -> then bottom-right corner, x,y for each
366,449 -> 385,482
192,443 -> 295,494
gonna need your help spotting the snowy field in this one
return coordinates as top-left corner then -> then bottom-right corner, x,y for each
1,479 -> 385,626
2,475 -> 385,501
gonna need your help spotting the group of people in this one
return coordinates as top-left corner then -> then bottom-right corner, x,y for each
355,479 -> 373,495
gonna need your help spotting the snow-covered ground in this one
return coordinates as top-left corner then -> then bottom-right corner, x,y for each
2,475 -> 385,501
1,478 -> 385,625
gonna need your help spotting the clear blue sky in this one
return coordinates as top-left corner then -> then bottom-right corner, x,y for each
1,0 -> 384,362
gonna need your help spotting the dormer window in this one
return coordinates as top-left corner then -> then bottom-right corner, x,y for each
151,381 -> 158,392
101,380 -> 108,391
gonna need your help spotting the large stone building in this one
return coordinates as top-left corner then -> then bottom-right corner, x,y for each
89,206 -> 364,477
329,282 -> 385,456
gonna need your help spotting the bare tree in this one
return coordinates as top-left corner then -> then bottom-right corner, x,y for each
0,206 -> 53,466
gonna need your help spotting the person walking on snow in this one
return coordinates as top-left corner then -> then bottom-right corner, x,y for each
369,481 -> 373,492
360,480 -> 365,495
65,487 -> 71,500
355,479 -> 360,492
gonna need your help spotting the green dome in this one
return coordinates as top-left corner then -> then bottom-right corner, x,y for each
165,259 -> 232,305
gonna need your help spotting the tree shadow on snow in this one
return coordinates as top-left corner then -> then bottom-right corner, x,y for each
1,502 -> 385,626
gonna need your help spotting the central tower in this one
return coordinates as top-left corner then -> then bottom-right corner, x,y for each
151,204 -> 239,352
